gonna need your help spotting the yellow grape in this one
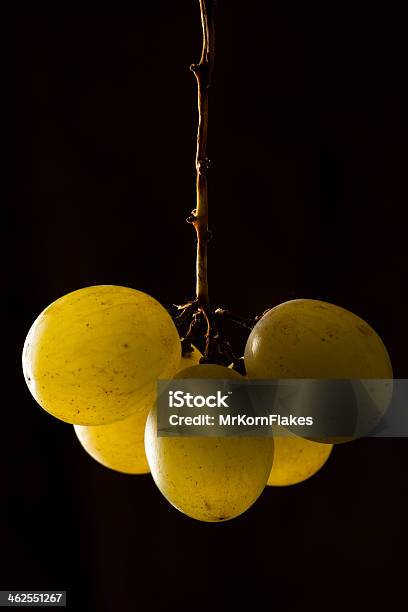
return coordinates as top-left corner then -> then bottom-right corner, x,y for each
267,429 -> 332,486
245,299 -> 393,441
145,364 -> 274,522
73,346 -> 202,474
245,299 -> 392,378
180,345 -> 202,369
74,406 -> 150,475
23,285 -> 181,425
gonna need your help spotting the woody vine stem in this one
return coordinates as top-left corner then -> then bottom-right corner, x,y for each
189,0 -> 215,309
171,0 -> 255,368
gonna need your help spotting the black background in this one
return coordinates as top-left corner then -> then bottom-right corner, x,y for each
8,2 -> 408,611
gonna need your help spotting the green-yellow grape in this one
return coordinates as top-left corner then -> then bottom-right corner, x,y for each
267,430 -> 333,486
73,346 -> 202,474
74,405 -> 150,474
245,299 -> 392,379
23,285 -> 181,425
245,299 -> 393,441
180,345 -> 202,369
145,364 -> 274,522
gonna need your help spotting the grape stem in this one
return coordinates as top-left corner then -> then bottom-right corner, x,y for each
189,0 -> 215,313
169,1 -> 255,369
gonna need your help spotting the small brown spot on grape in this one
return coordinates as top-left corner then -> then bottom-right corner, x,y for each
123,343 -> 129,348
321,338 -> 326,342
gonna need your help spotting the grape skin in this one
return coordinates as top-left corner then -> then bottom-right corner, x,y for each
22,285 -> 181,425
267,429 -> 333,486
74,405 -> 151,474
145,364 -> 274,522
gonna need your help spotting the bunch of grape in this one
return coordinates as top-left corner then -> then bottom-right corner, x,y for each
22,285 -> 392,522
